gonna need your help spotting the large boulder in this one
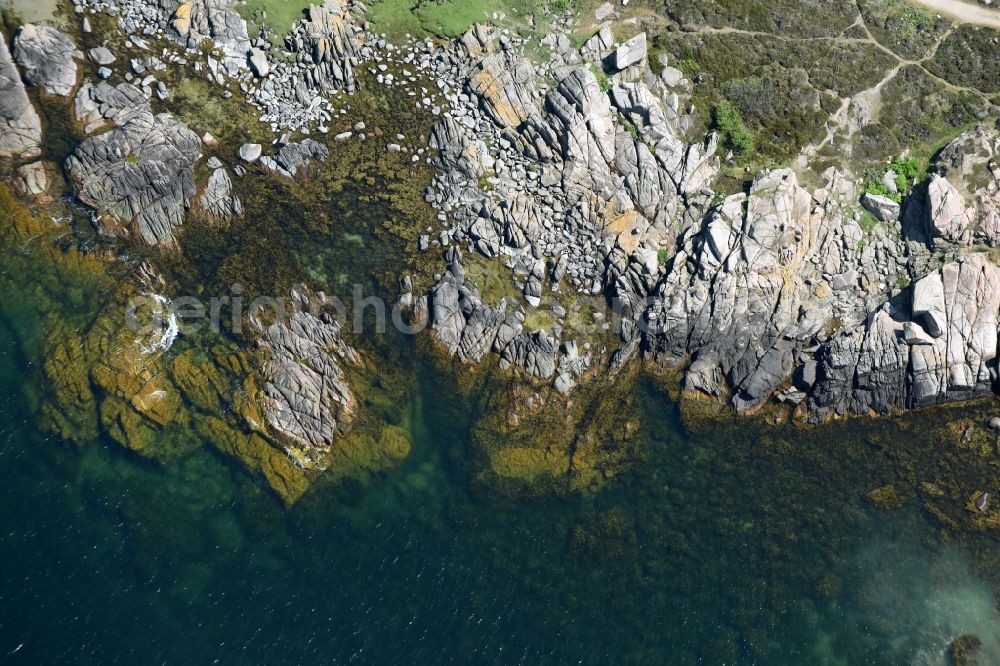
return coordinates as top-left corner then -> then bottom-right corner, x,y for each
259,305 -> 358,467
239,143 -> 262,162
911,271 -> 946,338
0,29 -> 42,157
861,192 -> 900,222
248,48 -> 269,77
65,82 -> 201,247
198,167 -> 243,218
12,161 -> 50,198
547,66 -> 617,172
927,174 -> 975,243
13,24 -> 82,96
468,50 -> 539,128
611,32 -> 646,71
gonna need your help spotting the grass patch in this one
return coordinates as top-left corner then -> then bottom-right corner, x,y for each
367,0 -> 547,39
414,0 -> 498,38
858,210 -> 879,234
477,170 -> 497,191
366,0 -> 426,38
237,0 -> 308,41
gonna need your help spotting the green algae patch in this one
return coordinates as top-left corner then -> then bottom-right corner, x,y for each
488,446 -> 566,483
0,185 -> 116,442
378,424 -> 413,462
0,185 -> 347,503
468,364 -> 643,498
198,415 -> 314,505
867,484 -> 906,510
40,322 -> 99,445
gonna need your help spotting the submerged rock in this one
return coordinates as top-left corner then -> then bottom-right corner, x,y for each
198,167 -> 243,218
258,299 -> 359,469
12,161 -> 50,198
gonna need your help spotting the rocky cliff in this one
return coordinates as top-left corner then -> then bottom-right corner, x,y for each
417,23 -> 1000,421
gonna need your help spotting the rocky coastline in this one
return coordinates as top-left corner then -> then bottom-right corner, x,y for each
2,0 -> 1000,501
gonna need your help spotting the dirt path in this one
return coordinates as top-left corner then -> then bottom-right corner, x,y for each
912,0 -> 1000,29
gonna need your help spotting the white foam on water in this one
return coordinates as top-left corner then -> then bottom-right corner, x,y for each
140,295 -> 178,355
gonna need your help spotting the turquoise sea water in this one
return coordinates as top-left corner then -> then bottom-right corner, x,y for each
3,281 -> 1000,664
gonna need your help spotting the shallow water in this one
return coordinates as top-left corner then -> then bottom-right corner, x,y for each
2,266 -> 1000,665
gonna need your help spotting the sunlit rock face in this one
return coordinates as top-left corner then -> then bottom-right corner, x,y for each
0,29 -> 42,158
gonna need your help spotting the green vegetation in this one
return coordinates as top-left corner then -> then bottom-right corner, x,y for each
590,63 -> 611,92
857,0 -> 947,60
365,0 -> 426,38
652,0 -> 857,38
124,154 -> 139,164
414,0 -> 502,38
863,174 -> 899,203
712,101 -> 755,158
719,66 -> 826,162
858,210 -> 879,234
653,27 -> 893,164
861,155 -> 918,205
366,0 -> 547,39
237,0 -> 308,41
623,117 -> 639,140
925,26 -> 1000,95
477,171 -> 496,191
853,66 -> 986,175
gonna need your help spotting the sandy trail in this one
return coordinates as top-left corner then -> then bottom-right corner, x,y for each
912,0 -> 1000,29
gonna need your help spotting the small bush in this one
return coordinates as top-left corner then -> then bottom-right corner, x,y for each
889,156 -> 921,191
863,175 -> 900,203
712,101 -> 755,158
